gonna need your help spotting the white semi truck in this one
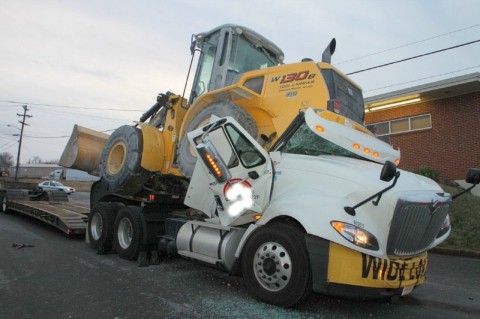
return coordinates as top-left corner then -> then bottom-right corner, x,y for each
85,107 -> 479,307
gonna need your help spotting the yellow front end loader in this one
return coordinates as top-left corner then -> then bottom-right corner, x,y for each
60,24 -> 364,197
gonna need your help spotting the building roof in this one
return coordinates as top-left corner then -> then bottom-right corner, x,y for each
364,72 -> 480,111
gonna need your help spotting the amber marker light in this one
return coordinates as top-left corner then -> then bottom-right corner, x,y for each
373,152 -> 379,158
364,148 -> 371,154
395,159 -> 401,165
315,125 -> 325,133
253,214 -> 262,221
353,143 -> 360,150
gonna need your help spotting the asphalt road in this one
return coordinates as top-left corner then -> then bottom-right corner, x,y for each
0,194 -> 479,318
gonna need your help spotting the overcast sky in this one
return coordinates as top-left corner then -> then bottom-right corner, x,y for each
0,0 -> 479,164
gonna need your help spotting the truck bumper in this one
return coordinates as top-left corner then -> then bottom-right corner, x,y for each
305,235 -> 428,299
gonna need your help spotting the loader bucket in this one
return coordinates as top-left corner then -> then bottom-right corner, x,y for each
59,125 -> 109,176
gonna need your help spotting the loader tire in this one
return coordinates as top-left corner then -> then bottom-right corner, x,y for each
88,202 -> 116,254
113,206 -> 146,261
178,100 -> 257,178
99,125 -> 150,195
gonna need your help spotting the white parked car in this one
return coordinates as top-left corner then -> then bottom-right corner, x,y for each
38,181 -> 75,194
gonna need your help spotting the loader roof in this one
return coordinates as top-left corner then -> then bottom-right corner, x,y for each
195,24 -> 284,64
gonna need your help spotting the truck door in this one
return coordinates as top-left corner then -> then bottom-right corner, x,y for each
187,117 -> 273,227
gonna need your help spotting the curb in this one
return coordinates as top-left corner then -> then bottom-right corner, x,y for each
430,247 -> 480,259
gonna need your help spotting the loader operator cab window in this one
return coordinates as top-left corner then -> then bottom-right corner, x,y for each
190,28 -> 279,104
193,36 -> 219,99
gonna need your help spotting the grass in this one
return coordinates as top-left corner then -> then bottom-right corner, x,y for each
440,185 -> 480,252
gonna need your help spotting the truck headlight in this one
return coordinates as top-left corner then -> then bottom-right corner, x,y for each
436,214 -> 451,238
331,221 -> 379,250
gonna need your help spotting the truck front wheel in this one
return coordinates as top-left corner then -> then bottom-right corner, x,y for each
88,203 -> 116,253
113,206 -> 145,260
241,223 -> 312,307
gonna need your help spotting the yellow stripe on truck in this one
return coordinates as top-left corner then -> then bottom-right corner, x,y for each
327,242 -> 427,289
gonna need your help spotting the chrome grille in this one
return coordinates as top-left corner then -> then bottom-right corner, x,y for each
387,193 -> 451,257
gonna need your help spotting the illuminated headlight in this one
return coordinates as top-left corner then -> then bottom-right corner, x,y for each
331,221 -> 379,250
436,214 -> 451,238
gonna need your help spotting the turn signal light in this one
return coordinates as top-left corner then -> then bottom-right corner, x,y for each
353,143 -> 360,150
315,125 -> 325,133
364,148 -> 371,154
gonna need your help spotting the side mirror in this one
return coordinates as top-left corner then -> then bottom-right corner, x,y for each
196,140 -> 232,183
380,161 -> 397,182
465,168 -> 480,185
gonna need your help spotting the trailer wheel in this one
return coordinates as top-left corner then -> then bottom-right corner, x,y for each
99,125 -> 150,195
241,223 -> 312,307
178,100 -> 258,178
113,206 -> 145,260
88,203 -> 116,253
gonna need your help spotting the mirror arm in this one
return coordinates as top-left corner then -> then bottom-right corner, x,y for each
344,172 -> 400,216
452,183 -> 478,200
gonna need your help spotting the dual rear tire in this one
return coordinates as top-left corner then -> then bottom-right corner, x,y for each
88,203 -> 145,260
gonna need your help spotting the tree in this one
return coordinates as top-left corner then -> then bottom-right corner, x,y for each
26,156 -> 59,165
0,152 -> 14,167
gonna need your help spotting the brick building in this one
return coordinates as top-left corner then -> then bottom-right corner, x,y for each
364,72 -> 480,183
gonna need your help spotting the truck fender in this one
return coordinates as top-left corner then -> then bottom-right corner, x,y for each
234,223 -> 260,259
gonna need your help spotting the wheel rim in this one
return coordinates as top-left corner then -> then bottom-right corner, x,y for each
107,141 -> 127,175
90,212 -> 103,241
253,241 -> 292,292
117,217 -> 133,249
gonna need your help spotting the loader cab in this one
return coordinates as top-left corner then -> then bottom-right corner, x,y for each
188,24 -> 284,105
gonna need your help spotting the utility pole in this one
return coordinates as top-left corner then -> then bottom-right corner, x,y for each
14,105 -> 32,185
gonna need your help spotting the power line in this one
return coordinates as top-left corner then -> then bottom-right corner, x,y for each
19,128 -> 116,139
0,100 -> 144,112
335,23 -> 480,65
365,65 -> 480,93
346,39 -> 480,75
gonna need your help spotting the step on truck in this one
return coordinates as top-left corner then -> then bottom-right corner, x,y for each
84,108 -> 478,307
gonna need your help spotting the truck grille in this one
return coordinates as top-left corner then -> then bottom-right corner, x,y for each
387,193 -> 451,257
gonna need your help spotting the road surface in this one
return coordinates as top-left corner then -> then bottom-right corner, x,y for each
0,195 -> 479,318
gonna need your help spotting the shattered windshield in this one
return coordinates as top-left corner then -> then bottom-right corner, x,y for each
279,122 -> 365,160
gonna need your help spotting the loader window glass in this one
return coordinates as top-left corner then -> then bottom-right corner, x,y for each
225,124 -> 266,168
280,122 -> 364,161
194,45 -> 216,97
229,36 -> 277,75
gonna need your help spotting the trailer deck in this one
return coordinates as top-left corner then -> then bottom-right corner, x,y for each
1,189 -> 89,235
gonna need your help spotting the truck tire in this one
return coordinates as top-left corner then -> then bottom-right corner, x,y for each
88,203 -> 116,254
99,125 -> 150,195
178,100 -> 258,178
113,206 -> 145,261
241,223 -> 312,307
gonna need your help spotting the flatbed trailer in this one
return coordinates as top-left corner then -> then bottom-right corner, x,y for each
0,189 -> 89,235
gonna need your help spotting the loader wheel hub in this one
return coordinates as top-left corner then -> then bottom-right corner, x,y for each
107,141 -> 127,175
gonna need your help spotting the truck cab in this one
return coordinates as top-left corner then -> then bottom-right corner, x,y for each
184,107 -> 452,306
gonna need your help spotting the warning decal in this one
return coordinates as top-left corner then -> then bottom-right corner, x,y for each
327,242 -> 427,289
